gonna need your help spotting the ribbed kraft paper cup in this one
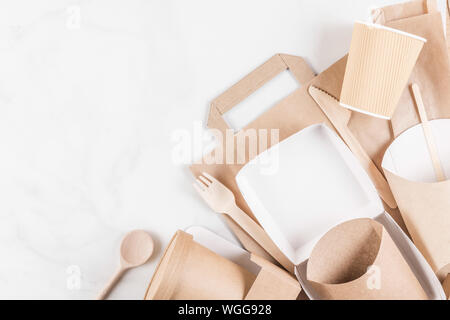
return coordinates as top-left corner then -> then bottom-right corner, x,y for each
340,21 -> 426,120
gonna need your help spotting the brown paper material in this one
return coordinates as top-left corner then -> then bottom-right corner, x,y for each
306,218 -> 427,300
371,1 -> 450,138
447,0 -> 450,56
443,275 -> 450,299
190,0 -> 449,271
191,54 -> 353,264
346,0 -> 450,234
372,0 -> 437,23
191,54 -> 396,266
383,166 -> 450,281
340,22 -> 425,119
144,230 -> 300,300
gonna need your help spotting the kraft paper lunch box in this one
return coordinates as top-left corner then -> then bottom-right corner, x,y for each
235,123 -> 446,300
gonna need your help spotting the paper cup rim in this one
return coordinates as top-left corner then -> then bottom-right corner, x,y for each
340,102 -> 391,120
355,20 -> 427,43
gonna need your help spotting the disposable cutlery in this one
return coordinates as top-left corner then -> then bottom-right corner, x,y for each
193,172 -> 293,272
309,85 -> 397,209
97,230 -> 154,300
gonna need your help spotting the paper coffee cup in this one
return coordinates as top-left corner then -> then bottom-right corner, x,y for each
340,21 -> 426,119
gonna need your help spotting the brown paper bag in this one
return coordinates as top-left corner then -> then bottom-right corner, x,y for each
369,0 -> 450,283
370,0 -> 450,138
190,53 -> 353,264
306,218 -> 427,300
190,54 -> 394,266
144,230 -> 300,300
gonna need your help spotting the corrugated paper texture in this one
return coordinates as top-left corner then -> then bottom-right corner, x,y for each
340,22 -> 425,119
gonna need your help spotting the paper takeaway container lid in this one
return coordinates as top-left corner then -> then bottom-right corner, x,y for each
382,119 -> 450,281
236,123 -> 445,299
307,218 -> 427,299
144,228 -> 300,300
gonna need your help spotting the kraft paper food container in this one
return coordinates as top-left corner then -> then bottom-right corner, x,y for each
340,21 -> 426,120
144,228 -> 301,300
382,119 -> 450,282
307,218 -> 427,300
236,123 -> 446,299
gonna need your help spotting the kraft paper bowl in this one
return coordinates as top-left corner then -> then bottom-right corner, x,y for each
340,21 -> 426,120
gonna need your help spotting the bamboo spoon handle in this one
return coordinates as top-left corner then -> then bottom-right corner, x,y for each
411,84 -> 446,182
227,204 -> 294,272
96,267 -> 127,300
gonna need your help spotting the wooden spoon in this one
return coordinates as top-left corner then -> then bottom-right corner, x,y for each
411,83 -> 446,182
97,230 -> 154,300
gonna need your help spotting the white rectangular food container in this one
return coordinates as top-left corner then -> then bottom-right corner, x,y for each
235,123 -> 445,299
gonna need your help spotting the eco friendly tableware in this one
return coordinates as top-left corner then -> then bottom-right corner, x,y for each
307,218 -> 427,300
443,275 -> 450,299
340,21 -> 426,119
97,230 -> 154,300
382,118 -> 450,284
236,123 -> 445,299
193,172 -> 293,272
191,1 -> 448,275
309,85 -> 396,208
410,83 -> 446,181
144,230 -> 300,300
185,226 -> 260,275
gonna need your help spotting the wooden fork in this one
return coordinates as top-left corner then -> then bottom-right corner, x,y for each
193,172 -> 293,272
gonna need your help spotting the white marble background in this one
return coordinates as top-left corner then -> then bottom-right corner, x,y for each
0,0 -> 446,299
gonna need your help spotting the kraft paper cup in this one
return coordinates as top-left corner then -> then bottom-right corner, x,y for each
340,21 -> 426,120
306,218 -> 428,300
145,230 -> 256,300
144,230 -> 301,300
